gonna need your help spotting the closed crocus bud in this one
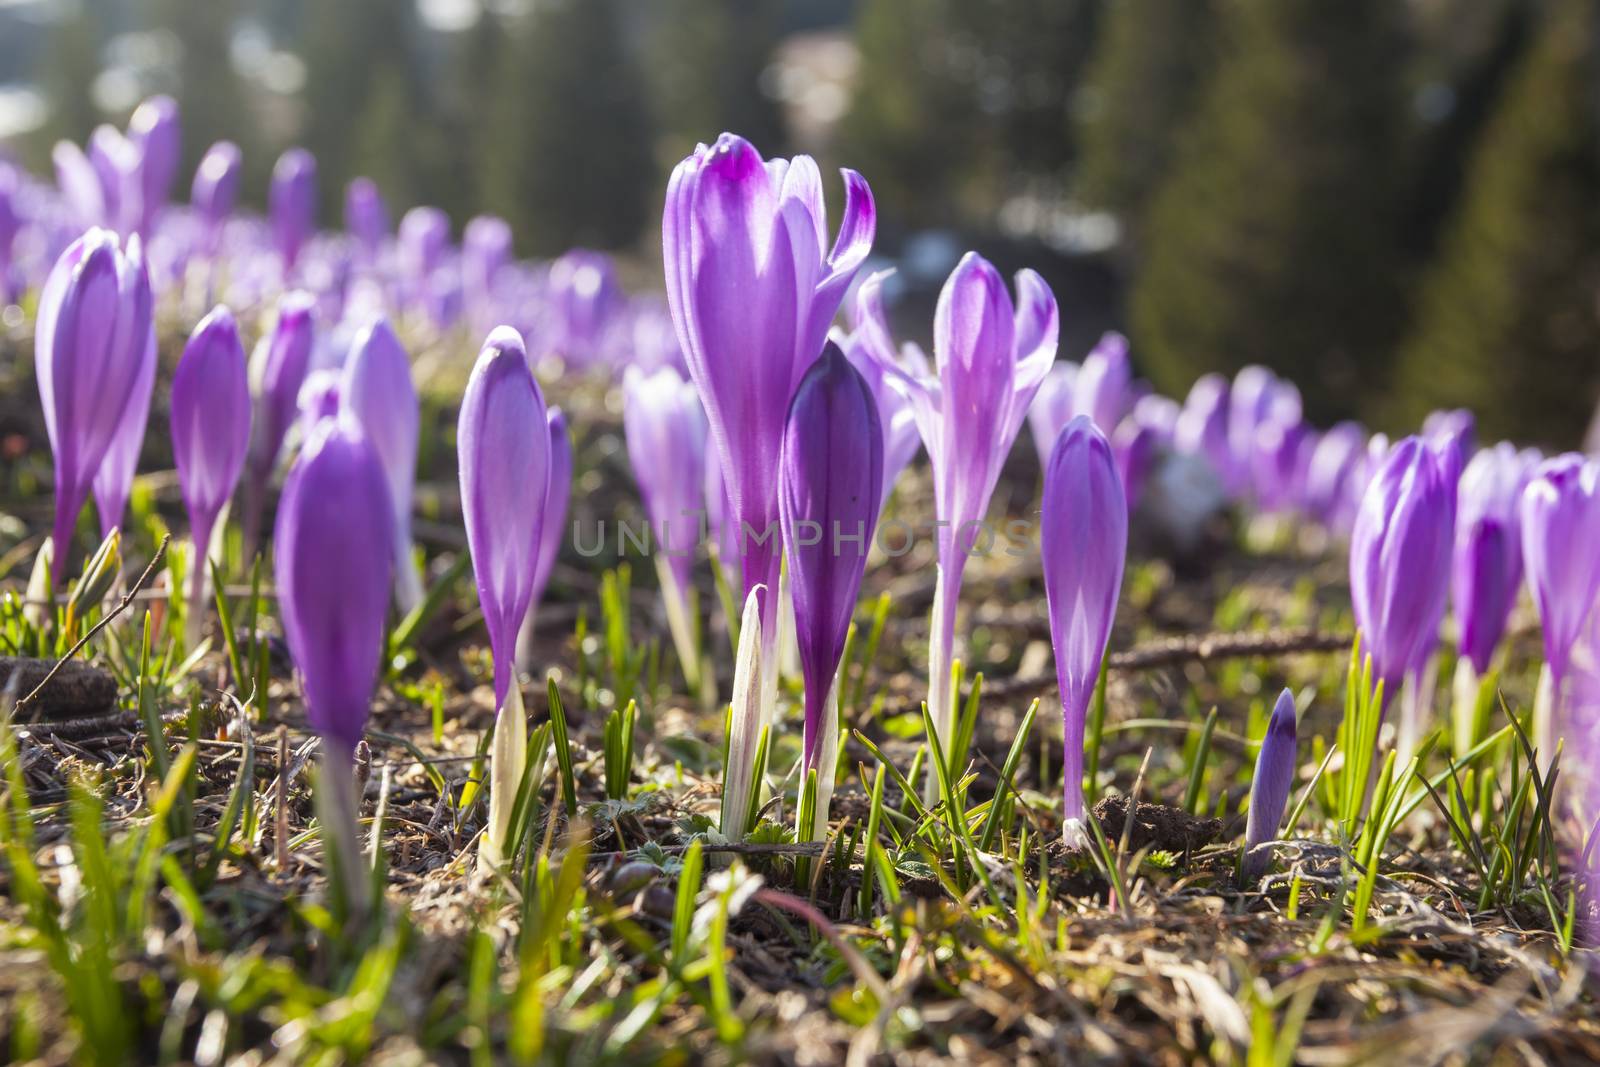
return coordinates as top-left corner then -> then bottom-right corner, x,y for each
1027,362 -> 1080,467
249,291 -> 318,479
171,307 -> 252,585
549,248 -> 623,367
191,141 -> 242,248
1111,414 -> 1158,512
274,414 -> 393,916
342,318 -> 422,612
780,344 -> 883,828
1175,373 -> 1234,493
623,366 -> 707,617
873,251 -> 1057,770
92,330 -> 157,540
297,369 -> 343,441
398,206 -> 450,285
270,148 -> 317,272
463,214 -> 513,298
35,229 -> 154,575
275,415 -> 394,756
1073,331 -> 1132,435
1454,444 -> 1534,675
89,125 -> 139,234
54,141 -> 107,228
841,271 -> 926,516
1349,437 -> 1456,705
1041,416 -> 1127,843
345,177 -> 388,257
1521,454 -> 1600,762
460,326 -> 551,708
1424,409 -> 1476,465
1251,413 -> 1308,515
1302,422 -> 1367,533
127,95 -> 180,234
664,132 -> 876,795
517,408 -> 573,673
1242,689 -> 1298,882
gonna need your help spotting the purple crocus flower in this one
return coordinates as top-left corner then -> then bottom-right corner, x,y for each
54,141 -> 107,229
274,415 -> 395,756
1229,366 -> 1301,500
191,141 -> 242,253
297,369 -> 343,441
274,413 -> 394,910
1302,422 -> 1367,533
1250,413 -> 1308,516
1175,373 -> 1234,493
1040,416 -> 1126,843
1073,332 -> 1132,435
1027,362 -> 1080,467
35,229 -> 153,576
127,95 -> 180,235
398,206 -> 450,286
463,215 -> 513,303
1242,688 -> 1298,881
662,131 -> 875,782
871,252 -> 1056,760
171,307 -> 252,582
516,407 -> 573,673
270,148 -> 317,273
89,125 -> 139,235
548,248 -> 623,368
1454,444 -> 1534,676
1111,415 -> 1158,512
1521,454 -> 1600,762
840,271 -> 925,516
1424,409 -> 1476,464
1348,437 -> 1456,706
92,329 -> 157,540
247,291 -> 318,485
0,165 -> 17,292
459,326 -> 551,709
342,318 -> 422,612
780,344 -> 883,796
345,178 -> 388,258
623,365 -> 708,619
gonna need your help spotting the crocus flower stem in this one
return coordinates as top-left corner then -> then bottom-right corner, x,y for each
314,742 -> 368,926
487,682 -> 528,874
720,585 -> 768,842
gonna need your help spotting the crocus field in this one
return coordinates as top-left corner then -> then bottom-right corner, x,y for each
4,101 -> 1600,1065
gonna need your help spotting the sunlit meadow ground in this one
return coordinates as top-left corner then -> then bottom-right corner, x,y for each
2,317 -> 1599,1065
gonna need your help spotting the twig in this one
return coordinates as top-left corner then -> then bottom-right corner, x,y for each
17,537 -> 170,711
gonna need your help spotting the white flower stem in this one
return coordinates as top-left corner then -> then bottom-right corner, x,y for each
480,682 -> 527,873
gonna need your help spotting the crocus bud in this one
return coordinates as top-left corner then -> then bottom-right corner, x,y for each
841,271 -> 926,515
89,125 -> 139,235
1111,414 -> 1158,511
1041,416 -> 1126,842
549,248 -> 623,368
1251,413 -> 1307,515
297,369 -> 343,441
249,292 -> 318,480
623,366 -> 707,608
780,344 -> 883,792
127,95 -> 180,234
463,214 -> 513,300
1454,444 -> 1534,675
1242,688 -> 1298,882
1349,437 -> 1456,702
35,229 -> 154,575
270,148 -> 317,272
1073,332 -> 1132,435
92,330 -> 157,539
1302,422 -> 1366,533
1520,455 -> 1600,755
345,177 -> 388,256
274,416 -> 395,755
1175,373 -> 1234,493
1424,409 -> 1476,467
54,141 -> 107,228
341,318 -> 422,611
171,306 -> 252,574
191,141 -> 242,249
869,251 -> 1057,769
398,206 -> 450,285
517,408 -> 573,672
1027,362 -> 1080,467
459,327 -> 551,707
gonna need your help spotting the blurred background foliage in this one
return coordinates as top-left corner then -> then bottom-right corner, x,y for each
1,0 -> 1598,445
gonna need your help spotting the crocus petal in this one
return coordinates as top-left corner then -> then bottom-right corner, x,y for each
170,305 -> 252,547
1521,455 -> 1600,683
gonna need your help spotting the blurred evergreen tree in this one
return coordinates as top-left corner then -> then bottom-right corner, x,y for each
152,0 -> 260,199
298,0 -> 431,218
649,0 -> 787,162
1129,0 -> 1410,422
24,5 -> 103,169
481,0 -> 656,254
842,0 -> 1100,230
1074,0 -> 1216,235
1389,0 -> 1600,446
